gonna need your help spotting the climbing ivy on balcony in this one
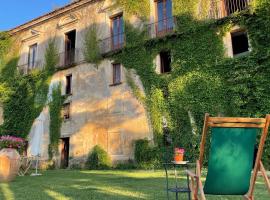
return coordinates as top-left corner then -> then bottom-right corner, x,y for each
116,0 -> 150,19
83,25 -> 102,66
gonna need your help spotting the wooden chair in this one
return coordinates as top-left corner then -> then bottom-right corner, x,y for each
187,113 -> 270,200
18,156 -> 34,176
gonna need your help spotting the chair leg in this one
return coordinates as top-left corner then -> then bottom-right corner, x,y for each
243,195 -> 254,200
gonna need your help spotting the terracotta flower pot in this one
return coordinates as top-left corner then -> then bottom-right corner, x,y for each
174,148 -> 185,162
0,148 -> 21,182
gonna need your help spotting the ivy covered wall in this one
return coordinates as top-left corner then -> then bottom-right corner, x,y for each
0,0 -> 269,168
110,0 -> 270,167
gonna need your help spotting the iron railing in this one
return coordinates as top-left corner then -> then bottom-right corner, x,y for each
147,16 -> 176,38
17,60 -> 45,74
18,48 -> 84,74
57,48 -> 83,69
99,33 -> 126,55
208,0 -> 252,19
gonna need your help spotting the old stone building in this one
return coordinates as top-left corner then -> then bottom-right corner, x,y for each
7,0 -> 254,168
9,0 -> 154,167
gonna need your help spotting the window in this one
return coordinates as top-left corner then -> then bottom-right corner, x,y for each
63,103 -> 71,120
65,74 -> 72,95
28,43 -> 37,69
160,51 -> 171,73
231,30 -> 249,56
111,14 -> 124,50
156,0 -> 173,34
112,63 -> 121,85
65,30 -> 76,66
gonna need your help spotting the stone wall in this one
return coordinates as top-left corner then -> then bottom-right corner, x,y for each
49,61 -> 152,167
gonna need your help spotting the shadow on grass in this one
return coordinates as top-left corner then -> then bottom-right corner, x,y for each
0,170 -> 268,200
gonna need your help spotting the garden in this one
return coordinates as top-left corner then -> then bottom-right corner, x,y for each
0,0 -> 270,199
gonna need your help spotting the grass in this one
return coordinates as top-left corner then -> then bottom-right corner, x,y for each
0,170 -> 268,200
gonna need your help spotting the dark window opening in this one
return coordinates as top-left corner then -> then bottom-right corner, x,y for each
28,43 -> 37,69
160,51 -> 171,73
63,103 -> 71,120
65,30 -> 76,66
61,137 -> 70,168
231,30 -> 249,56
111,14 -> 124,50
65,74 -> 72,95
156,0 -> 173,34
225,0 -> 249,15
112,63 -> 121,85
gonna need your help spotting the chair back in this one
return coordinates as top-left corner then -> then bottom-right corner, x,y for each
204,127 -> 258,194
199,114 -> 270,195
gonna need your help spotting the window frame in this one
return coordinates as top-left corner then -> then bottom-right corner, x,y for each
28,43 -> 38,69
154,0 -> 174,34
63,102 -> 71,121
111,63 -> 122,86
230,29 -> 250,57
65,74 -> 72,95
160,51 -> 172,74
110,13 -> 124,50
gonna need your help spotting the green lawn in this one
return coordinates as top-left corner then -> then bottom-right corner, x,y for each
0,170 -> 268,200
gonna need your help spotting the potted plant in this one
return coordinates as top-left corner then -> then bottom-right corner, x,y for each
174,148 -> 185,162
0,136 -> 25,182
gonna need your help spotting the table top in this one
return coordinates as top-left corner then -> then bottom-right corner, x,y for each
171,161 -> 189,165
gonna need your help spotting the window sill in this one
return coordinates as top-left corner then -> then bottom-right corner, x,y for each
233,51 -> 250,58
109,82 -> 122,87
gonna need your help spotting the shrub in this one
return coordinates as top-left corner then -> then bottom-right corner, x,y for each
0,135 -> 25,154
115,159 -> 137,170
85,145 -> 112,170
134,139 -> 161,169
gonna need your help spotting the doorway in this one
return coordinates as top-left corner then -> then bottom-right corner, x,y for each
65,30 -> 76,66
61,137 -> 70,168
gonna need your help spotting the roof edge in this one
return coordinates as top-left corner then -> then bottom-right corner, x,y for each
9,0 -> 96,35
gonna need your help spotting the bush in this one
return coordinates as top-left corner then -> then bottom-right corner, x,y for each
115,159 -> 137,170
134,139 -> 161,169
85,145 -> 112,170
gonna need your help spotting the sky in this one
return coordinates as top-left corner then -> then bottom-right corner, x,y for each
0,0 -> 71,31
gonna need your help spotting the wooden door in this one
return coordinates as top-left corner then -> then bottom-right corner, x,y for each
61,138 -> 70,168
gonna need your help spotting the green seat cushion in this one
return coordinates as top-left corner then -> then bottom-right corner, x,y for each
204,127 -> 258,195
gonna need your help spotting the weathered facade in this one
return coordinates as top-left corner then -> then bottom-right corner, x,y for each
8,0 -> 254,168
10,0 -> 154,167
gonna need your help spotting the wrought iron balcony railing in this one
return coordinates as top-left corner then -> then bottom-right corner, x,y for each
99,33 -> 126,55
18,48 -> 85,74
57,48 -> 83,69
208,0 -> 252,19
147,16 -> 176,38
17,60 -> 45,74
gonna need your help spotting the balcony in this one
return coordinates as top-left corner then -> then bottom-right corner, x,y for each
57,48 -> 83,69
18,48 -> 84,74
18,60 -> 44,74
99,33 -> 126,55
208,0 -> 252,19
147,17 -> 176,38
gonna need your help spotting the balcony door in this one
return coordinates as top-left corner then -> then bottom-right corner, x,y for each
28,43 -> 37,70
65,30 -> 76,66
111,14 -> 124,50
156,0 -> 173,34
